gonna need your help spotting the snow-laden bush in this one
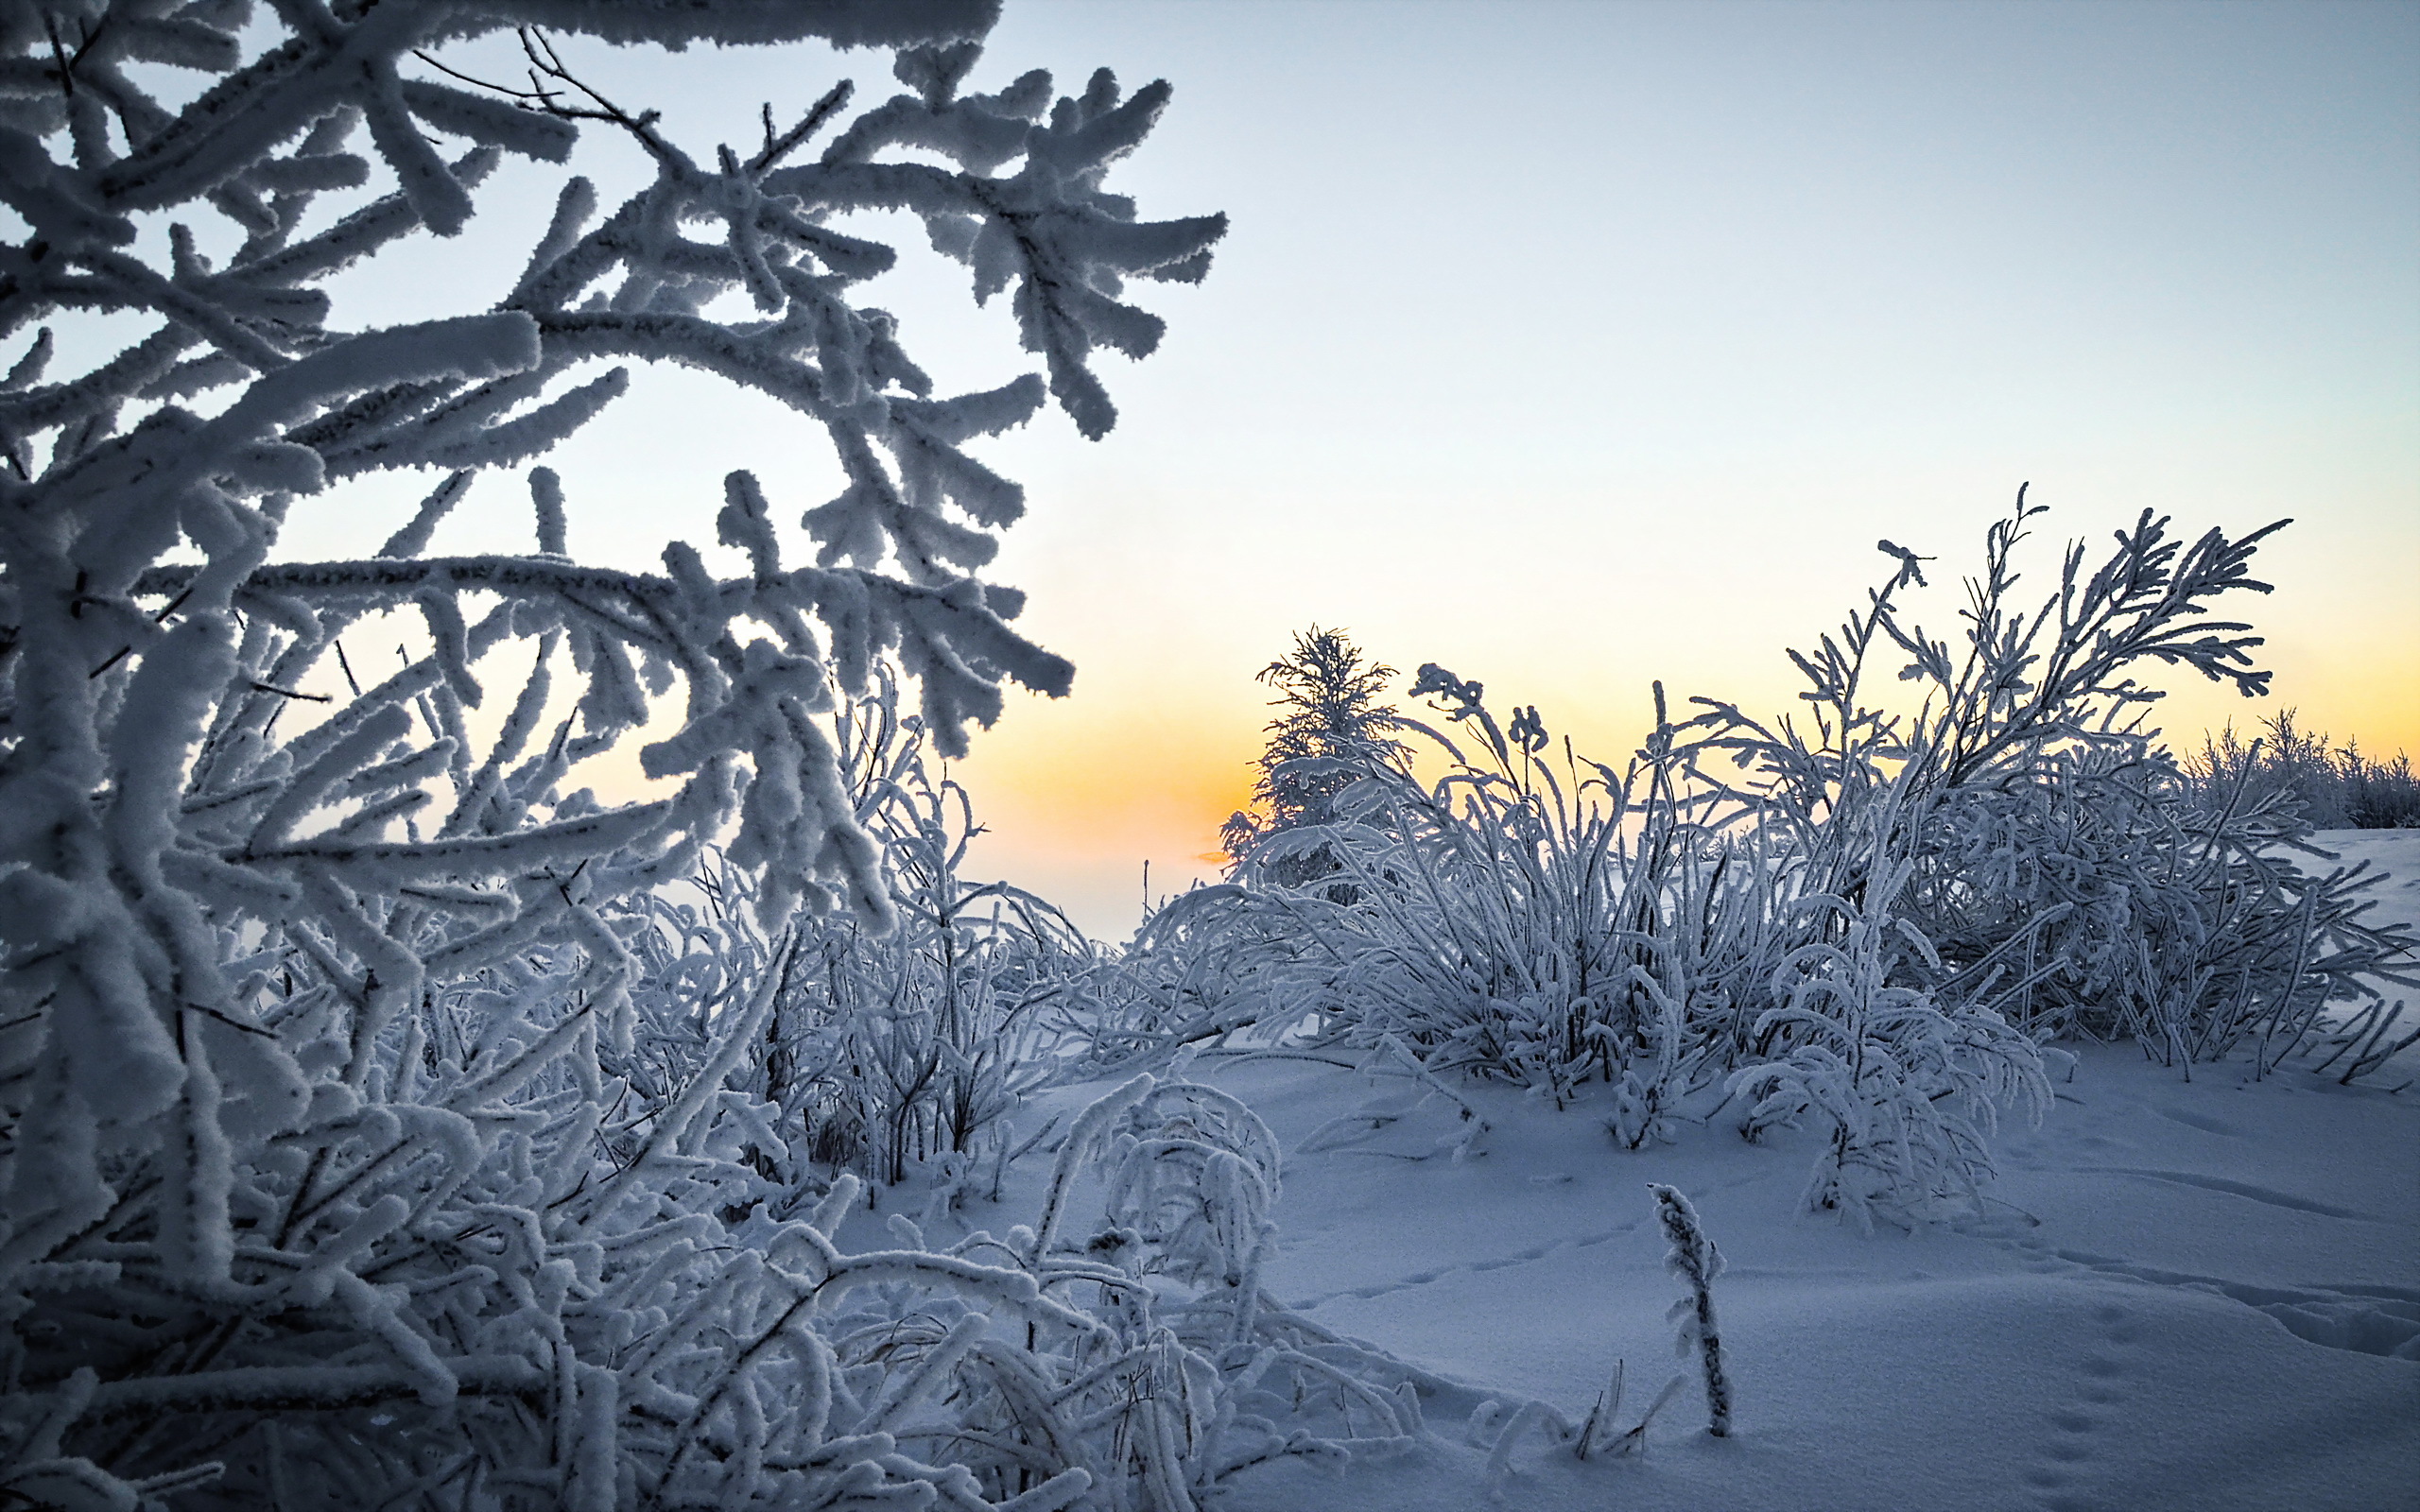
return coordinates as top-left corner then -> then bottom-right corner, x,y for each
1730,834 -> 2050,1227
1711,494 -> 2420,1084
617,673 -> 1100,1198
0,3 -> 1229,1503
778,1069 -> 1434,1512
2187,711 -> 2420,831
1219,667 -> 1793,1124
1055,883 -> 1337,1079
1200,493 -> 2414,1223
1902,740 -> 2418,1077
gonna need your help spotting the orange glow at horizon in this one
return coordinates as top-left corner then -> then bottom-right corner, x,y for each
948,691 -> 1259,869
942,585 -> 2420,940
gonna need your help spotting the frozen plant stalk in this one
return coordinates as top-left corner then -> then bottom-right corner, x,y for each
1650,1183 -> 1732,1436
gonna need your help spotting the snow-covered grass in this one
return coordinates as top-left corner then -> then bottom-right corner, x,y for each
1204,1041 -> 2416,1510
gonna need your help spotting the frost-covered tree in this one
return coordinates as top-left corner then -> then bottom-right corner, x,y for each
1221,624 -> 1405,888
0,3 -> 1229,1503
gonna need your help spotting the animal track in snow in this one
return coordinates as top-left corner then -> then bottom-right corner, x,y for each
1282,1171 -> 1769,1312
2067,1166 -> 2383,1222
1993,1235 -> 2420,1359
1288,1220 -> 1643,1309
2047,1250 -> 2420,1360
2023,1301 -> 2141,1512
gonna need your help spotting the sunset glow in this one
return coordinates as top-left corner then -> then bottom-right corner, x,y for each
279,1 -> 2416,940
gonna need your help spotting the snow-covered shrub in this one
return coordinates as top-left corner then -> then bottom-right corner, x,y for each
1902,742 -> 2418,1077
619,674 -> 1099,1198
1695,493 -> 2418,1082
2187,711 -> 2420,831
0,4 -> 1223,1503
1729,839 -> 2050,1228
838,1070 -> 1430,1510
1060,883 -> 1336,1077
1224,667 -> 1772,1112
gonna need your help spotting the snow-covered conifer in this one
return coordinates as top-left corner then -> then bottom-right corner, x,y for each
1222,625 -> 1408,890
0,4 -> 1224,1503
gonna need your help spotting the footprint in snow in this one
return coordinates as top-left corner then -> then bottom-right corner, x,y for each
2023,1301 -> 2139,1511
1288,1225 -> 1637,1310
1995,1233 -> 2420,1361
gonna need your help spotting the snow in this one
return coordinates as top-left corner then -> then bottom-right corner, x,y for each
916,827 -> 2420,1511
7,4 -> 2410,1503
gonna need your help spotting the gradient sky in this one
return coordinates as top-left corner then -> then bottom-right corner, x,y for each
285,1 -> 2418,938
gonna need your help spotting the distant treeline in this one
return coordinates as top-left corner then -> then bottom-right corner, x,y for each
2183,712 -> 2420,830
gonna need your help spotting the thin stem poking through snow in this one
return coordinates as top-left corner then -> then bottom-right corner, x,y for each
1651,1181 -> 1733,1437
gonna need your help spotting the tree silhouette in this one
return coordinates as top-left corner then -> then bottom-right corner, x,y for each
1222,625 -> 1406,889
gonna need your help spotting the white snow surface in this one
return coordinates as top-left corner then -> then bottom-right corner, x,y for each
888,829 -> 2420,1512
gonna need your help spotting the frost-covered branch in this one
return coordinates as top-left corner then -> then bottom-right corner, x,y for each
0,4 -> 1223,1503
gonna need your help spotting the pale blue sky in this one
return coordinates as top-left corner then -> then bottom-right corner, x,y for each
287,1 -> 2418,936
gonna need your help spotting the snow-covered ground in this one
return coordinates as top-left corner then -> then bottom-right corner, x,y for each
1217,1039 -> 2415,1511
895,829 -> 2420,1511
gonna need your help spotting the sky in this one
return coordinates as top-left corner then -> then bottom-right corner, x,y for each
263,0 -> 2416,939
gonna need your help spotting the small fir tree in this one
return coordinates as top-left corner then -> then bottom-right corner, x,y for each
1222,626 -> 1407,889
